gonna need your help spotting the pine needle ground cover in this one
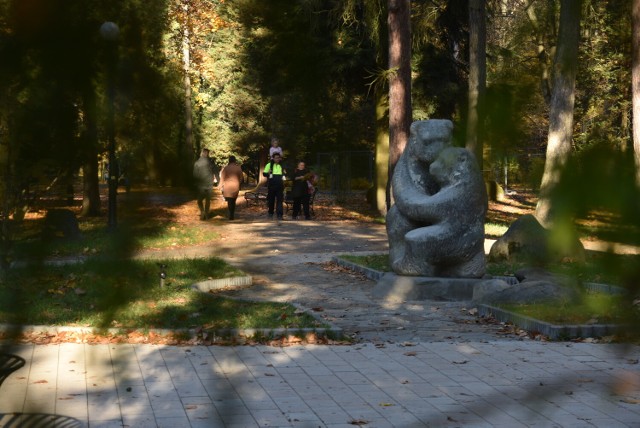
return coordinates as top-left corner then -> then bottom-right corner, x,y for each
0,258 -> 324,331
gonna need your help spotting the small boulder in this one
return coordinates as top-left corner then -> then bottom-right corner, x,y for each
472,279 -> 512,303
489,214 -> 585,264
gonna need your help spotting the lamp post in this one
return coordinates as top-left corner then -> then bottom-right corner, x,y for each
100,21 -> 119,231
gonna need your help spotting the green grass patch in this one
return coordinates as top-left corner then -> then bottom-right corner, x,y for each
497,292 -> 629,325
339,254 -> 390,272
11,217 -> 219,259
339,252 -> 639,288
486,251 -> 640,287
0,258 -> 326,330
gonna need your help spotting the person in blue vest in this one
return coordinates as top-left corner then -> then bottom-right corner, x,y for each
263,153 -> 286,220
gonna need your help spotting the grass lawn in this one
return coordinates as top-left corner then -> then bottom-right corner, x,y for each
11,197 -> 217,259
497,292 -> 629,325
0,257 -> 327,331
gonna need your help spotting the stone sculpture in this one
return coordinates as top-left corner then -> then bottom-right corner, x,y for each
386,120 -> 488,277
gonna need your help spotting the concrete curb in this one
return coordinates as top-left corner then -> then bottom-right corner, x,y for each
191,275 -> 253,292
477,304 -> 621,340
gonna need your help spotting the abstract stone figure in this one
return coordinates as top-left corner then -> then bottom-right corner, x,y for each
386,120 -> 488,277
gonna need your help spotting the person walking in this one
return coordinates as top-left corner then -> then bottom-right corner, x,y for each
290,161 -> 311,220
263,152 -> 286,220
193,148 -> 215,220
220,155 -> 244,220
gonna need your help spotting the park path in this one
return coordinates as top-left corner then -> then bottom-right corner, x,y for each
130,190 -> 512,344
108,187 -> 639,342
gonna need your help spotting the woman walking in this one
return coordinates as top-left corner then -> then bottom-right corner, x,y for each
220,156 -> 244,220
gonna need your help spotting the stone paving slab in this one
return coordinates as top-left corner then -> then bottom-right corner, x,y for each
0,341 -> 639,427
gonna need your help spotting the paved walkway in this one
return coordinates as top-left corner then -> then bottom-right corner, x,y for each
1,218 -> 640,427
1,341 -> 639,427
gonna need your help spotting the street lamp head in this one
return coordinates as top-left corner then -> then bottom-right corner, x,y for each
100,21 -> 119,41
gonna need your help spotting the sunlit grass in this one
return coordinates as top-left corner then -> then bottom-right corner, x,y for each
339,254 -> 389,272
486,252 -> 640,287
0,258 -> 325,330
11,216 -> 219,258
485,222 -> 508,238
498,293 -> 629,325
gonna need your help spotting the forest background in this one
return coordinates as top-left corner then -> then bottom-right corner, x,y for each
0,0 -> 638,241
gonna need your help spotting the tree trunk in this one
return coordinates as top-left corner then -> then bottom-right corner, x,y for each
466,0 -> 486,168
182,0 -> 195,159
374,1 -> 390,215
81,154 -> 101,216
535,0 -> 582,227
387,0 -> 412,209
526,2 -> 553,105
376,92 -> 390,215
80,89 -> 101,216
633,0 -> 640,187
0,114 -> 9,222
0,110 -> 11,272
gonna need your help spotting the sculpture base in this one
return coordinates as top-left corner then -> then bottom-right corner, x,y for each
372,272 -> 485,302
